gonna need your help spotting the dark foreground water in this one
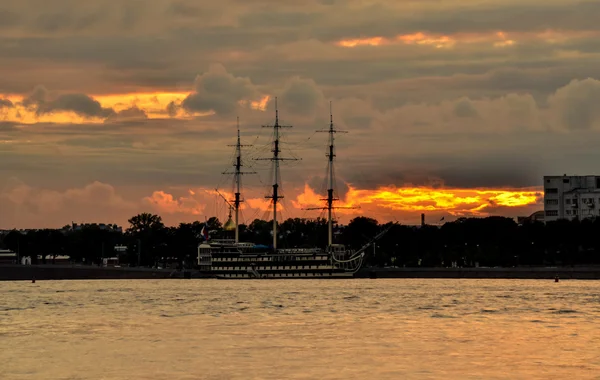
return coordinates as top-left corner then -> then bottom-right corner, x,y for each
1,279 -> 599,379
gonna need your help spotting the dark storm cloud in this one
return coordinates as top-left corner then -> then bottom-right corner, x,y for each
338,128 -> 600,190
309,1 -> 600,41
3,0 -> 600,224
0,0 -> 596,97
340,156 -> 541,190
0,36 -> 178,69
181,64 -> 258,115
105,106 -> 148,122
278,77 -> 324,115
22,86 -> 115,118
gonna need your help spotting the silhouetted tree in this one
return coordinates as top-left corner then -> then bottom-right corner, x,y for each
126,213 -> 167,266
8,213 -> 600,268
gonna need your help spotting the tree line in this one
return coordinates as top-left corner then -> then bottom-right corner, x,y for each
2,213 -> 600,268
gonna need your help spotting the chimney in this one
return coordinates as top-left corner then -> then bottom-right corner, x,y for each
421,213 -> 425,227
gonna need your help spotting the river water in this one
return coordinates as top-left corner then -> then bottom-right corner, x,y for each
1,279 -> 599,379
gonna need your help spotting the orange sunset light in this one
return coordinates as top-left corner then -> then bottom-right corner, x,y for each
0,91 -> 269,124
336,29 -> 600,50
336,37 -> 386,47
397,32 -> 456,48
96,92 -> 187,115
293,184 -> 541,216
335,30 -> 581,49
143,184 -> 541,222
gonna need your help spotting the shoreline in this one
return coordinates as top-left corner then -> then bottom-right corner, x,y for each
0,264 -> 183,281
2,264 -> 600,281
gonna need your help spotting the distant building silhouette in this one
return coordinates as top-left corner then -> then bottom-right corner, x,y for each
68,223 -> 123,233
544,175 -> 600,222
517,210 -> 545,225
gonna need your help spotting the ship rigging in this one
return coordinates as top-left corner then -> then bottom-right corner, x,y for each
197,100 -> 394,279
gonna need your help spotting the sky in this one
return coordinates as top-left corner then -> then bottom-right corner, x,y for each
2,0 -> 600,229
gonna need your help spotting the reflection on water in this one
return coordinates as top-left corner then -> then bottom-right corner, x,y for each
1,279 -> 599,379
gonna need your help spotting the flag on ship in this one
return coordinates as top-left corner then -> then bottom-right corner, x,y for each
201,224 -> 209,241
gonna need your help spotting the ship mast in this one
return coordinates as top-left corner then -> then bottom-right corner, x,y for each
305,102 -> 355,247
222,117 -> 255,243
255,98 -> 297,250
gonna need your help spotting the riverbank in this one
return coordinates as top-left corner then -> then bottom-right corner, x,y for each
0,264 -> 188,281
2,264 -> 600,280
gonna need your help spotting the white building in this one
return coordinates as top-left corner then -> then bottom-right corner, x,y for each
544,175 -> 600,222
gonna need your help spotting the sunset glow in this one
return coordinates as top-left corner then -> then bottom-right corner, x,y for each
293,184 -> 541,218
135,183 -> 542,224
0,91 -> 269,124
336,37 -> 386,47
2,0 -> 599,229
334,30 -> 599,49
397,33 -> 456,48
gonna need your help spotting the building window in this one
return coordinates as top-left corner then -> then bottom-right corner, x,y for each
546,199 -> 559,205
546,210 -> 558,217
566,199 -> 572,204
563,179 -> 570,184
546,188 -> 558,194
566,210 -> 571,215
597,177 -> 600,188
582,198 -> 596,205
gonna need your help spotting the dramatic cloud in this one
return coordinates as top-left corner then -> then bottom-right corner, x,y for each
106,106 -> 148,121
21,86 -> 115,118
277,77 -> 324,115
0,179 -> 136,228
547,78 -> 600,130
2,0 -> 600,228
143,190 -> 207,216
181,64 -> 260,115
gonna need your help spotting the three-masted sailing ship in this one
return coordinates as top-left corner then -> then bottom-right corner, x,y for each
196,102 -> 393,279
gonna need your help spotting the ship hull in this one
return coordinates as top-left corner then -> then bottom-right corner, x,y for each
216,275 -> 355,279
215,271 -> 356,279
197,242 -> 363,280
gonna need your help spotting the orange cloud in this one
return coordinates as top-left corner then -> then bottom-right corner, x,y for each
335,29 -> 600,49
1,180 -> 543,229
143,190 -> 206,215
187,183 -> 541,223
0,90 -> 268,124
336,37 -> 386,47
250,95 -> 270,111
397,32 -> 456,48
246,198 -> 279,212
293,184 -> 540,217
